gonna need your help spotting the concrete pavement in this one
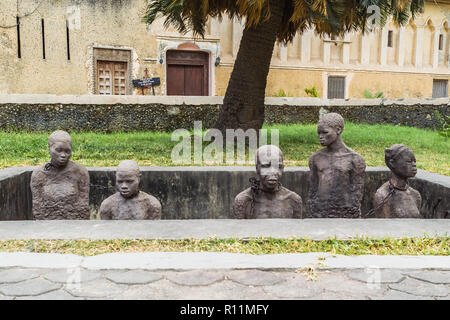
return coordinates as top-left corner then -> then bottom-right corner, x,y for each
0,252 -> 448,300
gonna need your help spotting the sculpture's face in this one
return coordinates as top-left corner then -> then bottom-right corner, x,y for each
116,171 -> 140,198
49,141 -> 72,167
256,151 -> 284,191
317,123 -> 340,146
391,149 -> 417,178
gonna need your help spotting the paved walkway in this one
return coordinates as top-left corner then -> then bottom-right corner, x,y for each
0,219 -> 448,300
0,267 -> 449,300
0,252 -> 448,300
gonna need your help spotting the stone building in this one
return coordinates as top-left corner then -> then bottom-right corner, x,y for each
0,0 -> 449,98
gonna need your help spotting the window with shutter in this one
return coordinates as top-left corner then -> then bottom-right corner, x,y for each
328,76 -> 346,99
97,61 -> 127,95
432,79 -> 448,98
93,48 -> 131,95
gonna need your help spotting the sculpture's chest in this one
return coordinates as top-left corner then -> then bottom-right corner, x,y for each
115,199 -> 147,220
42,179 -> 78,202
316,156 -> 354,176
387,191 -> 421,218
251,195 -> 294,218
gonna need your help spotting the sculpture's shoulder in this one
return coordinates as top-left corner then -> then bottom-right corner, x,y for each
408,186 -> 422,203
347,148 -> 366,167
233,188 -> 253,218
101,193 -> 120,209
374,181 -> 390,202
67,161 -> 89,178
30,166 -> 47,200
30,166 -> 46,183
139,191 -> 162,218
408,186 -> 421,197
373,181 -> 390,218
309,148 -> 327,161
234,188 -> 253,204
99,193 -> 120,219
281,187 -> 302,204
308,149 -> 326,169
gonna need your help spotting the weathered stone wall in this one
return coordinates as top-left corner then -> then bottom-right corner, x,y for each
0,95 -> 448,131
0,167 -> 33,220
1,1 -> 448,99
0,166 -> 448,221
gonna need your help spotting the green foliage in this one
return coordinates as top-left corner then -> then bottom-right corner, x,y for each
273,88 -> 287,97
0,237 -> 447,256
363,89 -> 384,99
304,86 -> 320,97
0,123 -> 448,174
434,110 -> 449,138
143,0 -> 425,42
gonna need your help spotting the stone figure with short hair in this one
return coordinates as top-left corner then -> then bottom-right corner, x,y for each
30,130 -> 90,220
233,145 -> 303,219
307,113 -> 366,218
100,160 -> 162,220
373,144 -> 422,218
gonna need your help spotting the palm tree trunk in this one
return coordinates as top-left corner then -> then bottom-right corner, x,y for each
215,0 -> 286,133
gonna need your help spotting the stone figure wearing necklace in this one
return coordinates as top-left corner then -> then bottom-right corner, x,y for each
373,144 -> 422,218
233,145 -> 303,219
30,130 -> 90,220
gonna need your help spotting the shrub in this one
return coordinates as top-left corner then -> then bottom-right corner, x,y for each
434,110 -> 449,138
304,86 -> 319,97
363,90 -> 384,99
273,88 -> 287,97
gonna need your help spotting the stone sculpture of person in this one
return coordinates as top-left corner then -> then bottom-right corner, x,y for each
307,113 -> 366,218
373,144 -> 422,218
30,130 -> 90,219
233,145 -> 303,219
100,160 -> 162,220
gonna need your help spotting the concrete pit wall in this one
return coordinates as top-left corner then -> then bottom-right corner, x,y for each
0,167 -> 448,221
0,95 -> 448,132
0,167 -> 33,220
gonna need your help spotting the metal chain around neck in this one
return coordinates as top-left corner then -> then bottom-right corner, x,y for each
44,162 -> 57,171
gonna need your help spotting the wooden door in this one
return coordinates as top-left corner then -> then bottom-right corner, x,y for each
166,50 -> 209,96
97,61 -> 127,95
166,65 -> 185,95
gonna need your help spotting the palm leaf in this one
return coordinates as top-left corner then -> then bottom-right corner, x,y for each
143,0 -> 425,42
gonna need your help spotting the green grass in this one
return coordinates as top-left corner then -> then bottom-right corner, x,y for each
0,237 -> 447,256
0,122 -> 448,175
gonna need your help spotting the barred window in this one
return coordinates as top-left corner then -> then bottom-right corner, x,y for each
328,76 -> 346,99
432,79 -> 448,98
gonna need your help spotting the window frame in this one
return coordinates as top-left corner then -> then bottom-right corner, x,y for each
432,79 -> 448,98
327,76 -> 346,99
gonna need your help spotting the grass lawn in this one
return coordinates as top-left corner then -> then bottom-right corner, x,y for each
0,237 -> 447,256
0,122 -> 448,175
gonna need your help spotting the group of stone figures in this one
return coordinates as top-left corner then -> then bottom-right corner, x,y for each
30,113 -> 422,220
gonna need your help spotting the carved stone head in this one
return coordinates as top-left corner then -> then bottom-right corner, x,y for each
255,145 -> 284,192
116,160 -> 141,199
317,113 -> 344,146
48,130 -> 72,168
385,144 -> 417,179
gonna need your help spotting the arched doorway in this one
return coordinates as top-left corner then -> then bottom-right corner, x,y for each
166,50 -> 209,96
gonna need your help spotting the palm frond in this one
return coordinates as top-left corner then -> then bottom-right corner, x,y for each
143,0 -> 426,42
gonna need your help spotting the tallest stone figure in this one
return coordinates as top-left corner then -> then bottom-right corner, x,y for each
307,113 -> 366,218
